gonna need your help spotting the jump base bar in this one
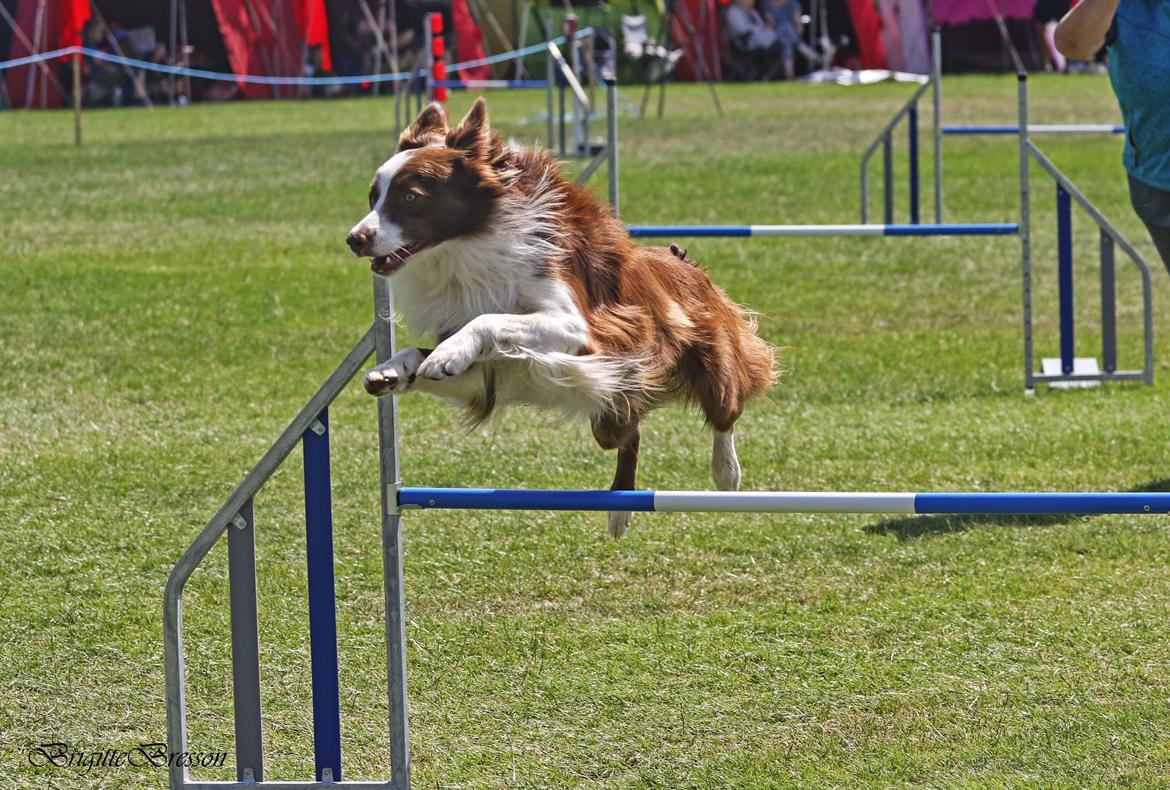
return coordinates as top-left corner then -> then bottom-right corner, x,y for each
626,224 -> 1019,238
399,488 -> 1170,515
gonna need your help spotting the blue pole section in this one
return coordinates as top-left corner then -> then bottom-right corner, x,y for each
915,492 -> 1170,514
303,410 -> 342,783
908,104 -> 920,226
400,488 -> 657,511
1057,184 -> 1075,374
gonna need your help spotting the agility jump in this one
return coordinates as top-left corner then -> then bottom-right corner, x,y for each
155,40 -> 1160,790
164,270 -> 1170,789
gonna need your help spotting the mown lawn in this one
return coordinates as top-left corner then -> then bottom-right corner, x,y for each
3,76 -> 1170,788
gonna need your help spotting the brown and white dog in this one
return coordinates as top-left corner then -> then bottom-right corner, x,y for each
347,98 -> 776,537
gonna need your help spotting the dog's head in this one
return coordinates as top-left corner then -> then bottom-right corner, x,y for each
347,98 -> 503,276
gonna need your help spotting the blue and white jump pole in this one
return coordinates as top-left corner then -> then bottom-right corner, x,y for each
626,223 -> 1019,238
400,488 -> 1170,515
944,124 -> 1125,136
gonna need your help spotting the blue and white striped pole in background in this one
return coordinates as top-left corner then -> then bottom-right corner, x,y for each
399,488 -> 1170,515
626,224 -> 1020,238
944,124 -> 1125,136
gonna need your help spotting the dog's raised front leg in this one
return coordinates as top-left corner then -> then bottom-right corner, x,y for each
364,347 -> 431,397
415,312 -> 586,381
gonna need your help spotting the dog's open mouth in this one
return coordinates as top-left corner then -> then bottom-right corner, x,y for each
371,242 -> 429,275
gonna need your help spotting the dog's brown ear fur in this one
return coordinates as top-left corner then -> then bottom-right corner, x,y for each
398,102 -> 448,150
447,98 -> 492,159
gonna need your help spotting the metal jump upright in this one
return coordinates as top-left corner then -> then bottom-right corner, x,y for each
163,279 -> 410,790
1014,74 -> 1154,391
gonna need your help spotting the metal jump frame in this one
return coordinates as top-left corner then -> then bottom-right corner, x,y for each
640,42 -> 1153,392
166,278 -> 1170,790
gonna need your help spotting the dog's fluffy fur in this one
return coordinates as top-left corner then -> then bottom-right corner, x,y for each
348,99 -> 776,536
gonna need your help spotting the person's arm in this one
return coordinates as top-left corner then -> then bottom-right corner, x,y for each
1054,0 -> 1121,59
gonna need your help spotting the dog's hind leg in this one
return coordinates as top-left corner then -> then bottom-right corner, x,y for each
679,346 -> 748,491
711,430 -> 741,491
591,413 -> 641,538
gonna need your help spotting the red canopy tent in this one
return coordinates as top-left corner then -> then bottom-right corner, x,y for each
673,0 -> 721,82
3,0 -> 88,108
207,0 -> 301,98
2,0 -> 337,106
451,0 -> 487,81
294,0 -> 330,71
847,0 -> 889,69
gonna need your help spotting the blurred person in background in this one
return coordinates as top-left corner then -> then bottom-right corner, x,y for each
1034,0 -> 1072,72
722,0 -> 782,80
759,0 -> 818,79
1056,0 -> 1170,269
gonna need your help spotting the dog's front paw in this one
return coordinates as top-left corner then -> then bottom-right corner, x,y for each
364,367 -> 401,396
364,349 -> 425,397
416,342 -> 475,380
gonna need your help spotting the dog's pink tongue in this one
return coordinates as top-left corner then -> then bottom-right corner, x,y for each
370,255 -> 400,275
370,243 -> 428,276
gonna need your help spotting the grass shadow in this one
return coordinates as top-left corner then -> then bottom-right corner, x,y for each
865,478 -> 1170,541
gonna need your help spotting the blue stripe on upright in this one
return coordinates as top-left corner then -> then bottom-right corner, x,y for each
1057,184 -> 1075,374
627,226 -> 752,237
916,492 -> 1170,514
398,487 -> 657,511
303,410 -> 342,783
882,223 -> 1019,236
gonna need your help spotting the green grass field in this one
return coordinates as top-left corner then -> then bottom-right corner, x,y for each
4,77 -> 1170,788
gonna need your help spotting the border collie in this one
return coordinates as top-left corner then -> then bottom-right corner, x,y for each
347,99 -> 776,537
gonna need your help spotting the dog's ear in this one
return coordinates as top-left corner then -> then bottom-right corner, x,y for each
398,102 -> 448,151
447,98 -> 491,159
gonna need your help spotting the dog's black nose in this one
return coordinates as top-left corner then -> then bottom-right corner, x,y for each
347,230 -> 370,255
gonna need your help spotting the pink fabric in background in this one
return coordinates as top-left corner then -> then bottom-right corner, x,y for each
931,0 -> 1036,25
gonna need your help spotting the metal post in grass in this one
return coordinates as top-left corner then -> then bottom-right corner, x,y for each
303,410 -> 342,783
71,53 -> 81,146
932,26 -> 942,224
566,14 -> 583,156
546,13 -> 555,150
908,101 -> 919,225
1100,230 -> 1117,374
1056,184 -> 1075,375
373,275 -> 411,789
882,134 -> 894,225
227,498 -> 263,784
374,0 -> 387,97
168,0 -> 178,104
606,72 -> 619,213
1018,73 -> 1035,393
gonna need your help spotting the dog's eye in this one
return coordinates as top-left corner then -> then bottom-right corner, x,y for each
404,193 -> 416,202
